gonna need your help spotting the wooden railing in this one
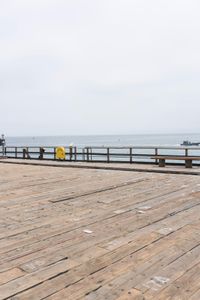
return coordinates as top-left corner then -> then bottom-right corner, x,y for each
1,145 -> 200,165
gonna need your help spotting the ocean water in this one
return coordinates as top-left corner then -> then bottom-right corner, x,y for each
4,134 -> 200,163
5,133 -> 200,147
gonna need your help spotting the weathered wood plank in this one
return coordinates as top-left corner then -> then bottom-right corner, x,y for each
0,162 -> 200,300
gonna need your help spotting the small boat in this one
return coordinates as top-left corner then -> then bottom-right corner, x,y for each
181,140 -> 200,146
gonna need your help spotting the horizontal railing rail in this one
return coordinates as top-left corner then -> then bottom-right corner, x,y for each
1,145 -> 200,166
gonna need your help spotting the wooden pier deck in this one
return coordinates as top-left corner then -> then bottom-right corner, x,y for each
0,162 -> 200,299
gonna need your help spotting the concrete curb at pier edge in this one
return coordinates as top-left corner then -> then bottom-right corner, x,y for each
0,159 -> 200,176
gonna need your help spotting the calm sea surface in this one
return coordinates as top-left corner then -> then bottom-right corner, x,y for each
4,134 -> 200,163
6,133 -> 200,147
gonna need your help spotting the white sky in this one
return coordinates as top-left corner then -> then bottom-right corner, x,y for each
0,0 -> 200,136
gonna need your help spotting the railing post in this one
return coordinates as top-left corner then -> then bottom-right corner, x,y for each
86,147 -> 89,162
15,147 -> 17,158
107,148 -> 110,163
54,147 -> 56,160
155,148 -> 158,164
130,148 -> 132,163
185,148 -> 188,157
26,147 -> 30,159
74,147 -> 77,161
69,146 -> 73,161
23,148 -> 26,159
82,148 -> 85,161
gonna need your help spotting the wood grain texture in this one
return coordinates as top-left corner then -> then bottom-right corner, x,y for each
0,162 -> 199,299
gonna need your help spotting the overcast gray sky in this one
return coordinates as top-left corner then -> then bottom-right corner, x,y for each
0,0 -> 200,136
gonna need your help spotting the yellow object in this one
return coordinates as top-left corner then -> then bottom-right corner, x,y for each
56,147 -> 66,160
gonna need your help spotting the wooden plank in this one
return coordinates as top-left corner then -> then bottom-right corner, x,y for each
0,163 -> 200,299
0,268 -> 25,285
0,259 -> 78,300
115,288 -> 143,300
152,155 -> 200,160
